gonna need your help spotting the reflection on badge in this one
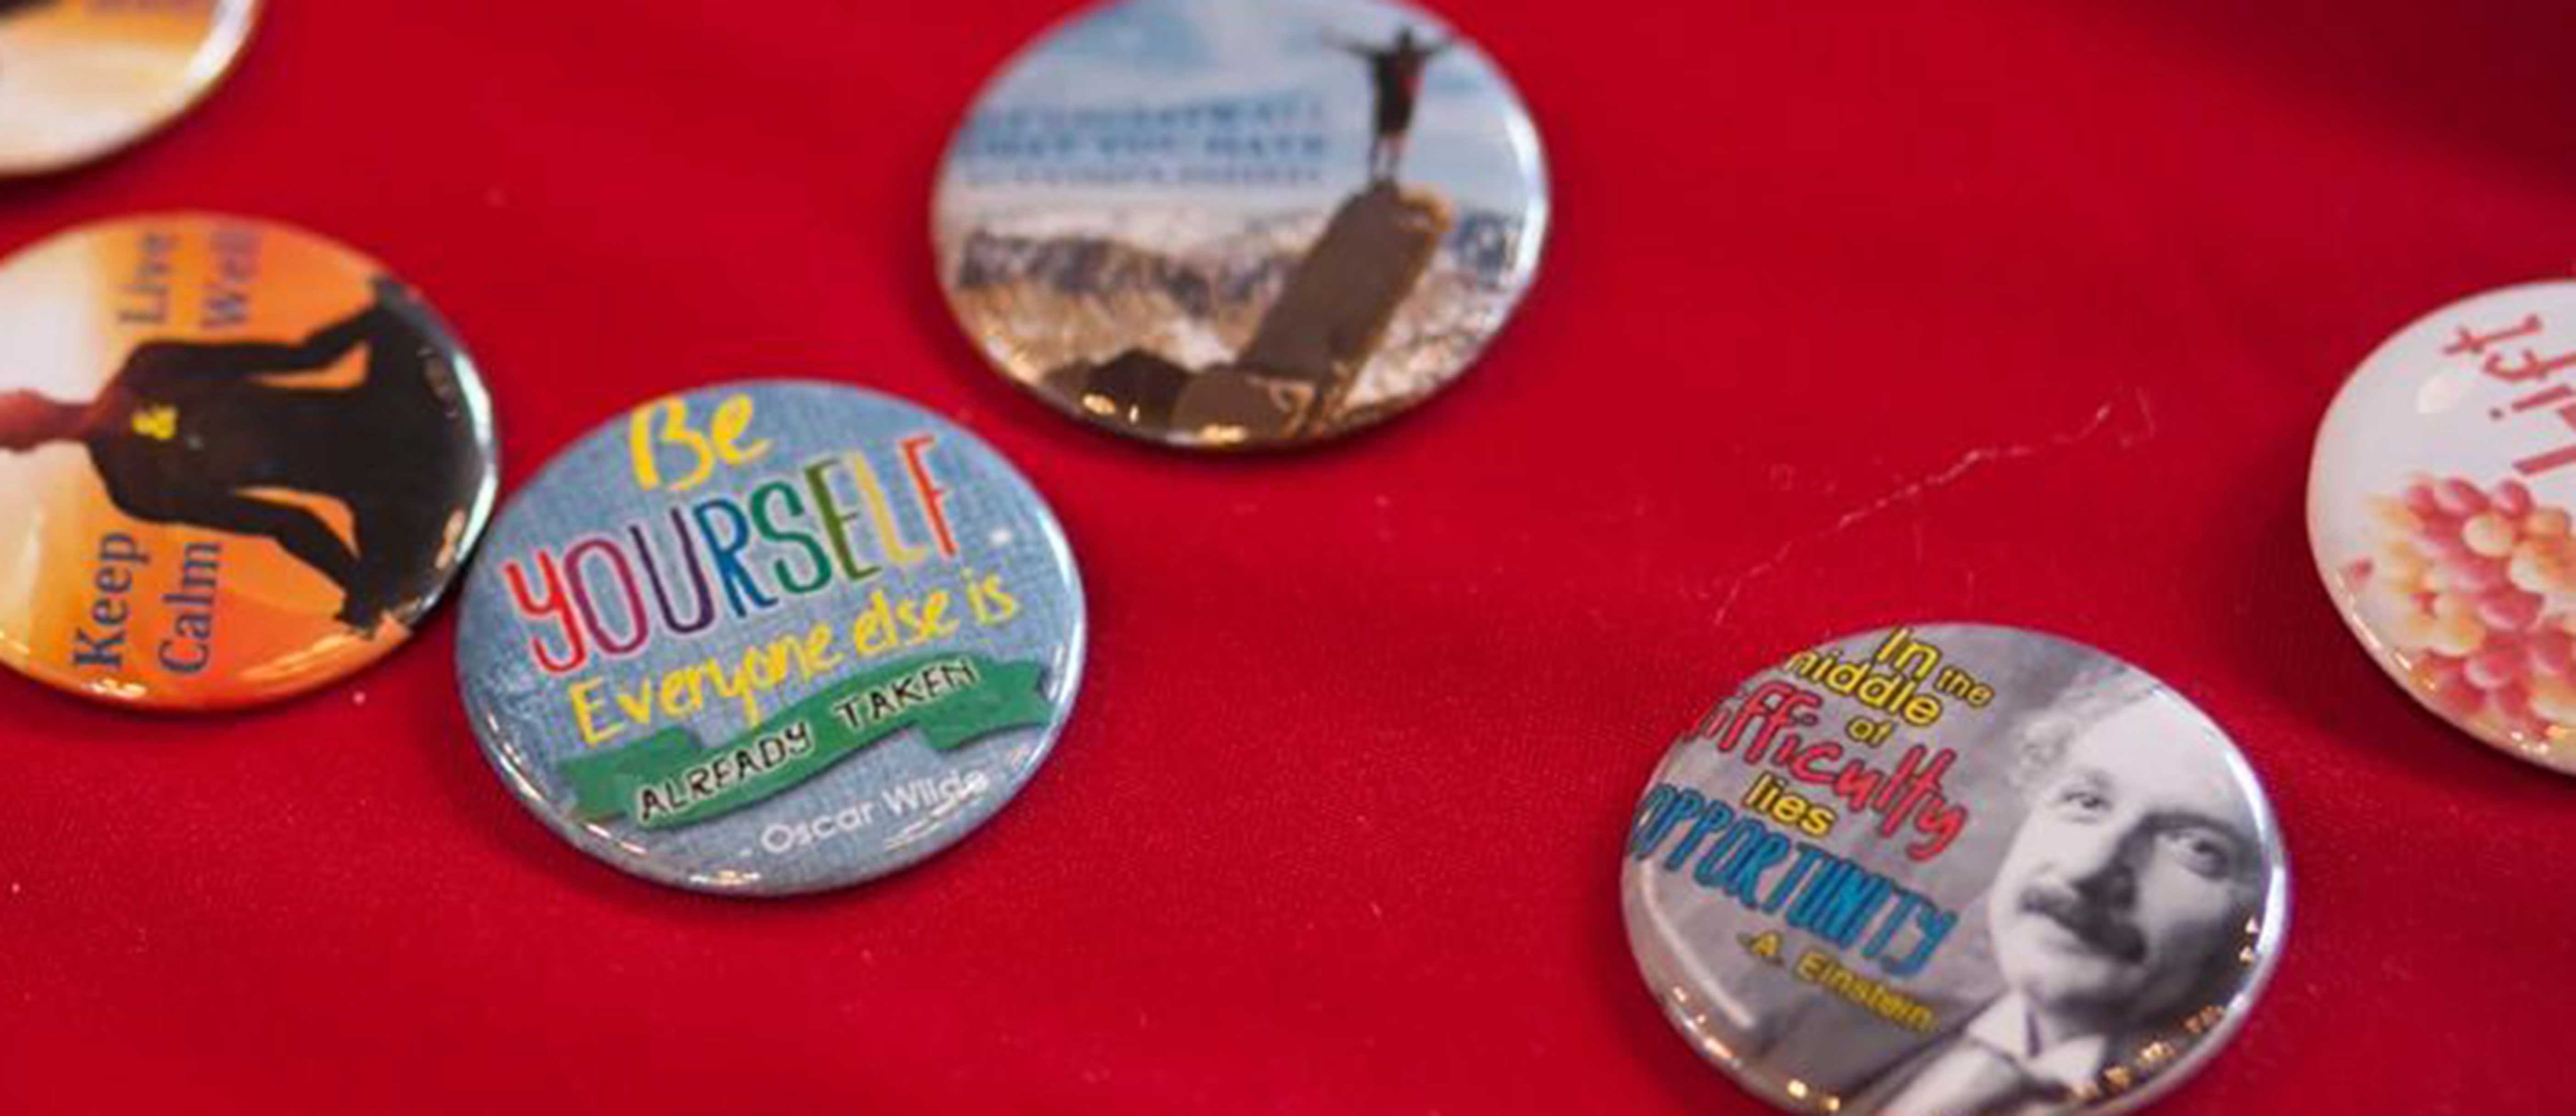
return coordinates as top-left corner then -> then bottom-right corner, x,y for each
2310,281 -> 2576,776
1622,624 -> 2289,1116
0,213 -> 498,710
0,0 -> 258,175
455,382 -> 1087,896
933,0 -> 1549,450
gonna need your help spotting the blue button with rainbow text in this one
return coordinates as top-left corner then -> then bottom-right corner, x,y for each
456,381 -> 1084,895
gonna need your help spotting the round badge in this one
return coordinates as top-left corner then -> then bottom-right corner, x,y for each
933,0 -> 1549,450
2310,281 -> 2576,775
0,213 -> 497,710
1623,624 -> 2288,1116
0,0 -> 258,176
455,382 -> 1086,895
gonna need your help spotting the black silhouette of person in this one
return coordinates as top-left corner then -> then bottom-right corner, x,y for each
1330,26 -> 1451,182
0,276 -> 489,633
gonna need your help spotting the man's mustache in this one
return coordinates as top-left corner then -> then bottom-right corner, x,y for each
2018,880 -> 2147,962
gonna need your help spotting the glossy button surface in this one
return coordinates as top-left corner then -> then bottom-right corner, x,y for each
0,0 -> 258,175
1623,624 -> 2288,1116
0,212 -> 497,710
455,381 -> 1086,895
2311,280 -> 2576,775
934,0 -> 1549,450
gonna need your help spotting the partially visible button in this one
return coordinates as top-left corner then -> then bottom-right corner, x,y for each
933,0 -> 1549,450
0,212 -> 498,710
1623,623 -> 2288,1116
2310,280 -> 2576,775
455,381 -> 1087,896
0,0 -> 259,175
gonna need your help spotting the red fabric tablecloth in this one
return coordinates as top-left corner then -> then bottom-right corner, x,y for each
4,1 -> 2571,1112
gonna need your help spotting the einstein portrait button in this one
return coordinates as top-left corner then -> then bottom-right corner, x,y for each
0,213 -> 498,710
2311,281 -> 2576,776
455,382 -> 1086,896
934,0 -> 1549,450
1622,624 -> 2289,1116
0,0 -> 258,175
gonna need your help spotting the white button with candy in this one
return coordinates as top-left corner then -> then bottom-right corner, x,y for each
2310,280 -> 2576,775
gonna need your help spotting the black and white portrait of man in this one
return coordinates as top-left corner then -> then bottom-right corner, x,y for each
1624,626 -> 2287,1116
1843,691 -> 2275,1115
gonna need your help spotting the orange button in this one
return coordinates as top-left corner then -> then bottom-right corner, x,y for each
0,213 -> 498,710
0,0 -> 258,175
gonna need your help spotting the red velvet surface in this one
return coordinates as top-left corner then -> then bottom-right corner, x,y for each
4,1 -> 2572,1112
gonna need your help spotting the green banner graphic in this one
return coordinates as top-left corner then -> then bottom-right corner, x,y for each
558,653 -> 1052,830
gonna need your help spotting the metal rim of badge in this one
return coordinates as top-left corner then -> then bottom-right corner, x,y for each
1622,623 -> 2288,1116
932,0 -> 1550,451
0,211 -> 498,710
0,0 -> 261,176
455,381 -> 1087,896
2310,279 -> 2576,776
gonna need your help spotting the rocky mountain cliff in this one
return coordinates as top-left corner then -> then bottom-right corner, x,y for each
944,200 -> 1528,412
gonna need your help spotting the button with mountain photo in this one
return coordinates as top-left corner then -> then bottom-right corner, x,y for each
934,0 -> 1549,451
